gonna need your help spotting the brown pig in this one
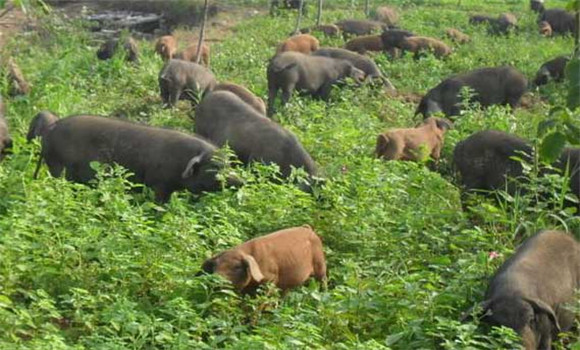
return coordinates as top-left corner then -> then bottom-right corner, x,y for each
344,35 -> 384,54
375,117 -> 452,161
539,21 -> 552,36
200,225 -> 327,294
277,34 -> 320,55
155,35 -> 177,61
175,43 -> 211,67
445,28 -> 470,44
399,36 -> 452,59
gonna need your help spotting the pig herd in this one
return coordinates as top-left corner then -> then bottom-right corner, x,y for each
1,1 -> 579,349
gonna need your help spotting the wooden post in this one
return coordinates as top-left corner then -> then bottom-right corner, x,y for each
196,0 -> 209,65
316,0 -> 322,26
294,0 -> 304,34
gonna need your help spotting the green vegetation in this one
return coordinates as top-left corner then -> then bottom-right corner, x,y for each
0,0 -> 579,348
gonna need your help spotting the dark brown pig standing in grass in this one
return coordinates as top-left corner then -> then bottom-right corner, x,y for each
312,47 -> 395,89
398,36 -> 452,59
538,8 -> 576,35
34,115 -> 237,203
533,56 -> 569,86
195,91 -> 317,188
467,230 -> 580,350
27,111 -> 59,142
267,51 -> 365,116
200,225 -> 327,294
97,37 -> 139,62
415,66 -> 527,118
344,35 -> 384,55
299,24 -> 340,37
335,19 -> 386,38
375,118 -> 452,162
159,59 -> 216,107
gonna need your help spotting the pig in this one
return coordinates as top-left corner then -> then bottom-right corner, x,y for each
267,51 -> 365,115
469,14 -> 495,25
200,225 -> 327,294
34,114 -> 236,203
213,82 -> 267,115
277,34 -> 320,55
375,117 -> 453,162
158,59 -> 217,107
96,37 -> 139,62
538,8 -> 576,35
299,24 -> 340,37
533,56 -> 569,86
398,36 -> 452,59
26,111 -> 59,142
453,130 -> 533,196
174,43 -> 211,67
0,96 -> 12,161
470,230 -> 580,350
491,13 -> 518,34
155,35 -> 177,61
415,66 -> 527,118
445,28 -> 470,44
195,91 -> 317,183
372,6 -> 399,26
312,47 -> 395,89
539,21 -> 553,36
7,58 -> 30,96
344,35 -> 384,54
335,19 -> 386,38
380,29 -> 415,55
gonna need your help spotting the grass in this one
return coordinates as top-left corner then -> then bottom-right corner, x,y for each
0,0 -> 578,349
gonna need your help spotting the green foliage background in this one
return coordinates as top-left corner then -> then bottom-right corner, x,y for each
0,0 -> 578,349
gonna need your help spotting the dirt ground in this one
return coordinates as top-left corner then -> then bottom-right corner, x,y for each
0,2 -> 28,49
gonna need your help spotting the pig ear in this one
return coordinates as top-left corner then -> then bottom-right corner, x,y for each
524,297 -> 561,333
181,153 -> 205,179
242,254 -> 264,283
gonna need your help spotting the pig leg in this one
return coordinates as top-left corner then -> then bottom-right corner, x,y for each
313,252 -> 327,291
281,83 -> 294,106
168,86 -> 182,107
317,82 -> 333,101
154,187 -> 172,203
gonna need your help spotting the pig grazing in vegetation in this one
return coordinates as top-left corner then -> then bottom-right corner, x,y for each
7,59 -> 30,96
344,35 -> 384,54
213,82 -> 267,115
553,147 -> 580,213
335,19 -> 385,37
96,37 -> 139,62
312,48 -> 395,89
195,91 -> 317,182
155,35 -> 177,61
35,115 -> 233,203
539,21 -> 552,36
493,13 -> 518,34
174,43 -> 211,67
453,130 -> 532,196
159,59 -> 216,107
277,34 -> 320,55
375,118 -> 452,162
415,66 -> 527,118
372,6 -> 399,26
27,111 -> 59,142
445,28 -> 470,44
0,96 -> 11,161
531,0 -> 545,13
201,225 -> 327,294
380,29 -> 415,54
538,8 -> 576,35
267,51 -> 365,115
299,24 -> 340,37
471,230 -> 580,350
533,56 -> 569,86
398,36 -> 452,59
469,14 -> 495,25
